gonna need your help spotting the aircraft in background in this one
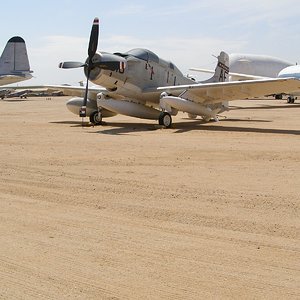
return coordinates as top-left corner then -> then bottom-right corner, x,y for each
0,88 -> 13,99
0,36 -> 33,86
192,53 -> 292,80
50,18 -> 300,127
191,53 -> 300,103
276,65 -> 300,102
229,53 -> 292,80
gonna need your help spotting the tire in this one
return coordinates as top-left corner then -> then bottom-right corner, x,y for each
89,111 -> 102,125
158,112 -> 172,128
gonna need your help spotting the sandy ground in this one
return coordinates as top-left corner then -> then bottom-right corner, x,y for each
0,96 -> 299,299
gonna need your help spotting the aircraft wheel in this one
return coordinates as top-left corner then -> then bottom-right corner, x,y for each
188,113 -> 197,119
89,111 -> 102,125
287,96 -> 295,104
159,112 -> 172,128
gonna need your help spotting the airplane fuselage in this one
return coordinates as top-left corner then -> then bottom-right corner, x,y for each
86,48 -> 195,104
229,53 -> 292,79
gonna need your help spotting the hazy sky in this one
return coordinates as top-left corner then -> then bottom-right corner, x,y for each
1,0 -> 299,85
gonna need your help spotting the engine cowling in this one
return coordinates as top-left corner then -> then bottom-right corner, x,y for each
84,52 -> 127,81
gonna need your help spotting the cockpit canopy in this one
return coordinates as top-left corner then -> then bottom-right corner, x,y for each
125,48 -> 159,63
114,48 -> 183,75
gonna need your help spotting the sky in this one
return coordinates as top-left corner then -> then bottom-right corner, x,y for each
1,0 -> 300,85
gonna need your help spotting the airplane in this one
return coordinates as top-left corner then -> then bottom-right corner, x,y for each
0,88 -> 14,99
52,18 -> 300,127
6,89 -> 30,99
276,65 -> 300,103
191,53 -> 300,103
0,36 -> 33,86
191,53 -> 292,80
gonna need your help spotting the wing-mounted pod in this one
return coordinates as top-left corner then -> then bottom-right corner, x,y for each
96,92 -> 161,120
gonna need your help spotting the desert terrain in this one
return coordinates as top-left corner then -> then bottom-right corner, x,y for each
0,96 -> 299,299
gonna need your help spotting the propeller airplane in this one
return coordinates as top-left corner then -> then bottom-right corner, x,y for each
41,18 -> 300,127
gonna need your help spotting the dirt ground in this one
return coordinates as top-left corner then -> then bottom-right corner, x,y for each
0,96 -> 299,299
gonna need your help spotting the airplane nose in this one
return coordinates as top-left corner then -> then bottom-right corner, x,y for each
84,53 -> 102,81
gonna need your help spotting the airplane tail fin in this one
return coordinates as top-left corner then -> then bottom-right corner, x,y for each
202,51 -> 229,83
0,36 -> 32,76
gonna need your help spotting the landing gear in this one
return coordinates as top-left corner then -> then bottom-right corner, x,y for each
89,111 -> 102,125
188,113 -> 197,119
158,112 -> 172,128
202,116 -> 211,122
287,96 -> 295,104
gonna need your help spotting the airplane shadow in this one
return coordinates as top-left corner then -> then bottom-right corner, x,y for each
50,120 -> 92,127
91,122 -> 159,135
230,103 -> 300,110
172,120 -> 300,135
1,99 -> 28,102
50,119 -> 300,136
50,120 -> 158,134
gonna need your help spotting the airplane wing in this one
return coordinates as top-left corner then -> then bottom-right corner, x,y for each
189,68 -> 268,80
157,77 -> 300,104
2,84 -> 123,100
45,84 -> 125,100
45,84 -> 106,97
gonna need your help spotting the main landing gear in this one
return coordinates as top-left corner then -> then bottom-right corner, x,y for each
287,96 -> 296,104
89,111 -> 102,125
158,112 -> 172,128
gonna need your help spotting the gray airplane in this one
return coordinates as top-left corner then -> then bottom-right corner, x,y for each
56,18 -> 300,127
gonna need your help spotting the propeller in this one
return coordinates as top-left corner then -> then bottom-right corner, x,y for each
58,61 -> 85,69
59,17 -> 127,118
79,17 -> 99,117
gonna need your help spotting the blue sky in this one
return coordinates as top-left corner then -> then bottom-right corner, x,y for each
1,0 -> 299,85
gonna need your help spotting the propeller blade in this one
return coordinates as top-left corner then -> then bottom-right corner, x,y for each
59,61 -> 85,69
88,17 -> 99,59
80,17 -> 99,118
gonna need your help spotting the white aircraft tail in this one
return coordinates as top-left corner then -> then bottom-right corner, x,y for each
202,51 -> 229,83
0,36 -> 31,76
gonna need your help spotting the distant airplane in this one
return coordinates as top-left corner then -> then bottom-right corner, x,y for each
191,53 -> 300,103
0,88 -> 13,99
52,18 -> 300,127
276,65 -> 300,102
192,53 -> 292,81
0,36 -> 33,86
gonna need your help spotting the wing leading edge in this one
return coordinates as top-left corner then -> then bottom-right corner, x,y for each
157,77 -> 300,104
